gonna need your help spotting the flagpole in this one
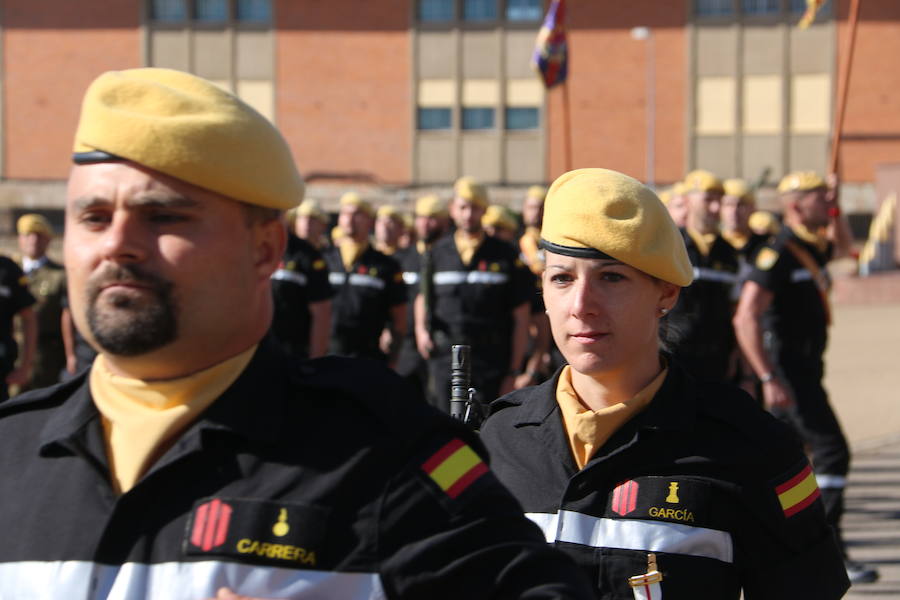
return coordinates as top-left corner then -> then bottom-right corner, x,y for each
829,0 -> 862,175
562,81 -> 573,172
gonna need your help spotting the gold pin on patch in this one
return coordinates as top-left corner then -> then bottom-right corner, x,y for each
272,508 -> 290,537
666,482 -> 680,504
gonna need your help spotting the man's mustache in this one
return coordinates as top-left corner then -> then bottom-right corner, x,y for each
87,265 -> 172,297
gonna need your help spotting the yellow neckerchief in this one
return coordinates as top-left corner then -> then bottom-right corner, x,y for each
686,227 -> 718,258
340,239 -> 369,271
519,226 -> 544,276
375,241 -> 397,256
556,364 -> 667,470
91,345 -> 257,494
721,229 -> 749,251
791,224 -> 830,254
454,230 -> 485,266
416,240 -> 428,255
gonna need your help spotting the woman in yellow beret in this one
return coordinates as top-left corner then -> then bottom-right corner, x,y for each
480,168 -> 849,599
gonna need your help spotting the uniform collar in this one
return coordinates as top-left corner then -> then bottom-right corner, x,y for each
38,336 -> 292,460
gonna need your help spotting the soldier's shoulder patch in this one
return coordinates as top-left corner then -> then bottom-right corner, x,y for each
312,259 -> 326,271
755,247 -> 779,270
393,271 -> 404,283
421,438 -> 488,499
774,462 -> 821,518
18,275 -> 28,286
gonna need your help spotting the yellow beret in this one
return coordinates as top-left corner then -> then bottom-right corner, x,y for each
482,205 -> 518,232
778,171 -> 826,194
672,181 -> 686,196
17,214 -> 53,237
540,168 -> 693,287
453,176 -> 488,209
682,169 -> 725,194
340,192 -> 374,216
73,68 -> 304,211
415,194 -> 447,217
526,185 -> 547,201
297,199 -> 328,222
749,210 -> 782,235
657,190 -> 671,206
376,205 -> 402,220
723,178 -> 754,203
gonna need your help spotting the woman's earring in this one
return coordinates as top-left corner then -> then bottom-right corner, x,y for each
659,307 -> 669,316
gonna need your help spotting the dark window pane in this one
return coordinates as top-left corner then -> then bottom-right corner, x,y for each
236,0 -> 271,22
462,107 -> 495,130
152,0 -> 187,21
506,0 -> 542,21
419,0 -> 454,22
790,0 -> 831,14
463,0 -> 497,21
195,0 -> 228,21
742,0 -> 778,14
418,108 -> 452,130
505,107 -> 539,130
695,0 -> 733,16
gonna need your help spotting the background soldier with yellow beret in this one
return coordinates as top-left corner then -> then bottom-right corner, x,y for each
15,214 -> 66,391
667,169 -> 739,383
734,171 -> 877,584
482,167 -> 849,599
292,198 -> 331,250
0,67 -> 593,599
374,204 -> 404,257
324,192 -> 407,364
519,185 -> 547,277
415,176 -> 533,414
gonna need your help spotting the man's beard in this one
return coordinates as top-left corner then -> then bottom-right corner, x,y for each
86,265 -> 177,356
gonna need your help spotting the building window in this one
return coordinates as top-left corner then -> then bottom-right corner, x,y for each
194,0 -> 227,22
418,108 -> 453,130
505,107 -> 539,130
463,0 -> 497,21
151,0 -> 187,21
695,0 -> 733,16
419,0 -> 454,22
742,0 -> 778,14
462,107 -> 495,130
506,0 -> 542,21
236,0 -> 271,23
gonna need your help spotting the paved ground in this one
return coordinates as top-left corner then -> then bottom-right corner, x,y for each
825,302 -> 900,598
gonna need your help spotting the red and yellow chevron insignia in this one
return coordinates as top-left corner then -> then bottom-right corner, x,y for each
776,464 -> 821,517
421,439 -> 488,499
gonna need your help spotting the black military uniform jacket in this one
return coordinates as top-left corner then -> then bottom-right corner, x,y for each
668,230 -> 739,381
0,256 -> 36,375
324,244 -> 406,358
480,364 -> 850,599
428,234 -> 532,350
0,337 -> 592,599
746,227 -> 832,361
270,234 -> 334,358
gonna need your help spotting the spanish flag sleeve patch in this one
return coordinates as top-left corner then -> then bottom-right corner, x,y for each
421,438 -> 489,499
775,463 -> 821,518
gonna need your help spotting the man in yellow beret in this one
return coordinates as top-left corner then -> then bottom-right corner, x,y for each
323,192 -> 408,365
416,176 -> 533,415
734,171 -> 875,584
393,194 -> 450,400
667,169 -> 740,384
665,181 -> 689,228
374,204 -> 404,256
293,198 -> 330,250
0,68 -> 594,599
519,185 -> 547,277
721,179 -> 770,259
15,214 -> 65,392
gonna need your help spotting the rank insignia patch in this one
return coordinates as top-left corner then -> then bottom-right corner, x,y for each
776,463 -> 821,517
422,438 -> 488,499
611,480 -> 639,516
755,247 -> 779,270
184,497 -> 328,567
